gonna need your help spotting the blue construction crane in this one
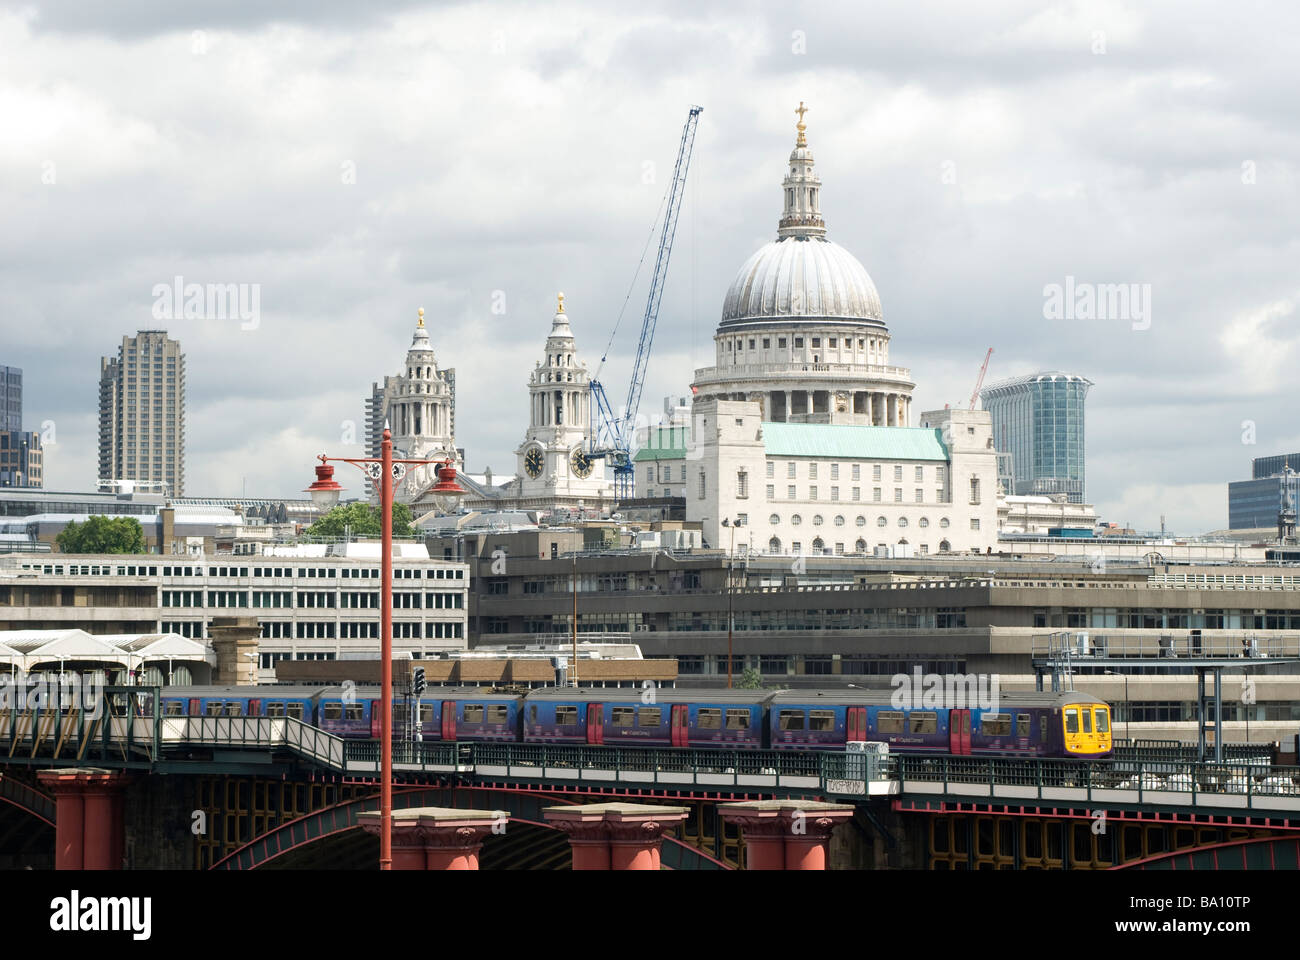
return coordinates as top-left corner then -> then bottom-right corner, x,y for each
589,105 -> 702,500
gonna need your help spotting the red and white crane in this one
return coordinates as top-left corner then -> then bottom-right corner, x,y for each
970,347 -> 993,410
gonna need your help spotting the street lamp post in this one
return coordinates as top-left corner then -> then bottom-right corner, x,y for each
1105,669 -> 1130,742
721,517 -> 744,688
305,426 -> 464,870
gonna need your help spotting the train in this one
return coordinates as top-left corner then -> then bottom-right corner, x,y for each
154,685 -> 1113,759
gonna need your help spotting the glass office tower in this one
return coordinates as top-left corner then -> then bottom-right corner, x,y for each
981,372 -> 1092,504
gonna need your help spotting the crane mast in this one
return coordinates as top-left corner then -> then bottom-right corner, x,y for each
589,105 -> 702,499
970,347 -> 993,410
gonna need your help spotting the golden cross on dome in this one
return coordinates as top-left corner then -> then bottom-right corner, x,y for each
557,291 -> 565,314
417,307 -> 425,328
795,101 -> 808,145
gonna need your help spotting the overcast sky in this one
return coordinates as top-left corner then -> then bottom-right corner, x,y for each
2,0 -> 1297,534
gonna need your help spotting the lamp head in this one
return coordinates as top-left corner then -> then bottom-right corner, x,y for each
305,462 -> 343,511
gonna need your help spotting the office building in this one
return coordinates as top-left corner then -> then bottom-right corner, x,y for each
97,331 -> 186,496
981,372 -> 1092,503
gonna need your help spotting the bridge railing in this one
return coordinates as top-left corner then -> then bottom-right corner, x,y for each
892,754 -> 1300,808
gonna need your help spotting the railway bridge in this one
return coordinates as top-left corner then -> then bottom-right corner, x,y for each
2,688 -> 1299,869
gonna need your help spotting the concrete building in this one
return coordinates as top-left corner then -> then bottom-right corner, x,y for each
0,545 -> 469,678
981,372 -> 1092,503
0,364 -> 43,489
433,527 -> 1300,744
98,331 -> 186,496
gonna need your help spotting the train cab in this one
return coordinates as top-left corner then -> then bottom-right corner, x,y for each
1061,698 -> 1112,758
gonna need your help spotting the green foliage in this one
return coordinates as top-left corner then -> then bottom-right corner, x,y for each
55,516 -> 146,554
737,666 -> 765,690
306,501 -> 415,539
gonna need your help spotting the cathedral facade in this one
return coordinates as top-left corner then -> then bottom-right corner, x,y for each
685,107 -> 999,556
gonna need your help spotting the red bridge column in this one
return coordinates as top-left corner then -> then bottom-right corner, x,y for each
357,808 -> 508,870
38,768 -> 127,871
719,800 -> 855,870
545,803 -> 690,870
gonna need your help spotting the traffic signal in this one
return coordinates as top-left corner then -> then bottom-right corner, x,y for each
412,667 -> 426,698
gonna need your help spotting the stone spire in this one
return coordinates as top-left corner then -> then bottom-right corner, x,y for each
778,101 -> 827,240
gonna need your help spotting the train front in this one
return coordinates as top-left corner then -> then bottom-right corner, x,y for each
1061,699 -> 1112,758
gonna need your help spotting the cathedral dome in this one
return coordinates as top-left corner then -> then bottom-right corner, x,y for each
719,237 -> 883,329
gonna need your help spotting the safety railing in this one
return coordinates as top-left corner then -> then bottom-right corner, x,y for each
892,754 -> 1300,809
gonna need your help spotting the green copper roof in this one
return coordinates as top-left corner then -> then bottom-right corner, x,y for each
633,425 -> 689,462
761,422 -> 949,461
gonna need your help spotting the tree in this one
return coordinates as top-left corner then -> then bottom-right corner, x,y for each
56,516 -> 146,554
305,501 -> 415,539
737,667 -> 765,690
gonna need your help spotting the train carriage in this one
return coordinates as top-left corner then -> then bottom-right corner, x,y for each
522,689 -> 773,748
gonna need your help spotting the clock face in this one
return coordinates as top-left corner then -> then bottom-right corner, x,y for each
570,448 -> 594,479
524,447 -> 544,478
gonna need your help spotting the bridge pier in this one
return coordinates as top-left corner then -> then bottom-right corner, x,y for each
719,800 -> 855,870
37,768 -> 126,871
356,807 -> 508,870
544,803 -> 690,870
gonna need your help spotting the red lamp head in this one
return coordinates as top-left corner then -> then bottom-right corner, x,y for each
305,462 -> 344,511
429,462 -> 466,514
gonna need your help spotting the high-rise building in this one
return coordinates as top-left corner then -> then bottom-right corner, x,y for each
97,331 -> 186,496
1228,455 -> 1300,530
981,372 -> 1092,504
0,364 -> 42,488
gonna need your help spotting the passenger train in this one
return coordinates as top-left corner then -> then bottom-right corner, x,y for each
153,685 -> 1113,759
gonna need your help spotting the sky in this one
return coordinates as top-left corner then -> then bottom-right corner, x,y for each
2,0 -> 1297,534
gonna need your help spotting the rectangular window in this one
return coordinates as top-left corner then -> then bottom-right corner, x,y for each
915,489 -> 923,502
873,465 -> 881,481
725,709 -> 750,729
639,707 -> 662,727
877,710 -> 904,733
809,485 -> 818,500
831,487 -> 839,501
487,705 -> 509,723
323,704 -> 343,721
809,463 -> 817,479
766,461 -> 774,478
909,712 -> 937,734
894,488 -> 903,502
1064,708 -> 1078,734
914,466 -> 924,482
787,462 -> 796,478
894,465 -> 903,481
766,484 -> 775,499
970,519 -> 980,531
873,488 -> 882,502
983,713 -> 1012,736
737,472 -> 748,498
830,464 -> 839,480
464,704 -> 485,723
697,708 -> 722,730
852,487 -> 861,501
852,464 -> 860,481
788,485 -> 796,499
1017,714 -> 1031,738
809,710 -> 835,732
777,709 -> 805,731
970,478 -> 980,504
612,706 -> 635,727
698,472 -> 706,499
556,706 -> 578,725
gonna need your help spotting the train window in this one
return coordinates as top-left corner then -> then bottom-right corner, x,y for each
163,701 -> 184,716
223,702 -> 243,717
909,712 -> 937,734
487,704 -> 509,723
1040,716 -> 1047,741
725,709 -> 750,729
809,710 -> 835,732
1095,709 -> 1110,733
1017,714 -> 1030,738
778,710 -> 805,731
1064,709 -> 1079,734
265,702 -> 285,717
394,704 -> 410,725
287,703 -> 305,720
323,703 -> 343,721
205,702 -> 223,716
555,706 -> 578,725
877,711 -> 904,733
698,709 -> 722,729
983,714 -> 1011,736
464,704 -> 485,723
612,707 -> 635,727
1081,710 -> 1093,734
419,705 -> 435,722
639,707 -> 662,727
345,704 -> 364,721
529,705 -> 538,724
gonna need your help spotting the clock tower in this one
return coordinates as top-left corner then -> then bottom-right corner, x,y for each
512,294 -> 614,511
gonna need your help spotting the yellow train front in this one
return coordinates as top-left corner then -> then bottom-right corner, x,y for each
1056,694 -> 1113,759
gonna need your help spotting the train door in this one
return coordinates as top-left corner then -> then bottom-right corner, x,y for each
586,704 -> 604,744
440,701 -> 457,741
846,706 -> 867,744
187,698 -> 200,716
948,709 -> 971,754
249,698 -> 262,717
670,704 -> 688,747
369,701 -> 382,739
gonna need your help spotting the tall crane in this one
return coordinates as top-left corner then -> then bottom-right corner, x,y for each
589,105 -> 703,499
970,347 -> 993,410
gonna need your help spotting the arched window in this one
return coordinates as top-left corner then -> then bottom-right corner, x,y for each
877,516 -> 887,527
791,514 -> 802,526
769,514 -> 780,524
856,516 -> 866,527
919,517 -> 930,528
855,538 -> 867,553
939,539 -> 951,552
898,517 -> 908,528
834,515 -> 845,527
812,537 -> 825,554
769,537 -> 781,554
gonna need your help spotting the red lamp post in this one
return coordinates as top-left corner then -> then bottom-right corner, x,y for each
305,426 -> 464,870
